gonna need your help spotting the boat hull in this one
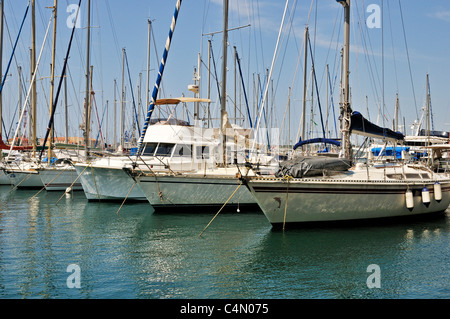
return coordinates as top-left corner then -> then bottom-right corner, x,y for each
38,166 -> 83,191
247,177 -> 450,226
8,170 -> 43,189
135,173 -> 258,211
0,170 -> 13,185
74,164 -> 147,201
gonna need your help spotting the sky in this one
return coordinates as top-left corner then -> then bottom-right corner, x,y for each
1,0 -> 450,148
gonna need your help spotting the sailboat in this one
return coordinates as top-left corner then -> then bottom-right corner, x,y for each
36,0 -> 83,192
242,0 -> 450,227
5,0 -> 82,192
2,0 -> 48,189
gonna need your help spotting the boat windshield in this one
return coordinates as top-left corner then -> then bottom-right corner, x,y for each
155,143 -> 175,157
142,143 -> 158,156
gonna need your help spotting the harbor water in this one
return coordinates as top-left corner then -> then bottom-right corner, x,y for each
0,185 -> 448,299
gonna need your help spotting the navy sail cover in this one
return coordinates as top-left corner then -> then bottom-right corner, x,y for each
293,137 -> 341,150
350,111 -> 404,141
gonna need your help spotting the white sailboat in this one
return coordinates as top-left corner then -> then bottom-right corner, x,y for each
38,159 -> 83,192
243,0 -> 450,227
0,1 -> 44,189
4,159 -> 43,189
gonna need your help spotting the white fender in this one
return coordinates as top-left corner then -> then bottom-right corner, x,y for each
434,182 -> 442,202
405,189 -> 414,210
422,187 -> 430,206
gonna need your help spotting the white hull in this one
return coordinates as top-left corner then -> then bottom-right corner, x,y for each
74,163 -> 147,201
0,170 -> 13,185
8,169 -> 43,189
38,166 -> 83,191
246,166 -> 450,226
134,168 -> 258,211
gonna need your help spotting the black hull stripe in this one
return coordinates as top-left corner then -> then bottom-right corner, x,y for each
252,186 -> 450,195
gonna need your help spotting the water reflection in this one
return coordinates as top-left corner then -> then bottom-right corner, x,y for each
244,212 -> 449,299
0,185 -> 448,299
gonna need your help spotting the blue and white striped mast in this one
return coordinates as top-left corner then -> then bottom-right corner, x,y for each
137,0 -> 182,153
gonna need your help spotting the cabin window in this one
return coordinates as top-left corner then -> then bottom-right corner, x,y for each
173,144 -> 192,158
155,143 -> 175,157
142,143 -> 158,156
196,146 -> 210,159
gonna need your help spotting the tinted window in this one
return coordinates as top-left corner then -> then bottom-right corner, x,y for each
155,143 -> 175,156
173,144 -> 192,157
142,143 -> 158,156
196,146 -> 210,159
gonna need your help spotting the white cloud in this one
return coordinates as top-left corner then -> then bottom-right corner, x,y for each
430,10 -> 450,22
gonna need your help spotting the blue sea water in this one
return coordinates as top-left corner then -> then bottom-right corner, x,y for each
0,185 -> 448,299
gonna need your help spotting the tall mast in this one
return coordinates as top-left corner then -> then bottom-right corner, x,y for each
47,0 -> 57,162
84,0 -> 91,157
31,0 -> 37,156
64,65 -> 68,144
394,93 -> 399,131
197,52 -> 201,122
120,48 -> 125,150
0,0 -> 3,158
233,45 -> 237,125
301,27 -> 308,141
426,73 -> 430,147
89,65 -> 93,147
337,0 -> 352,160
146,19 -> 151,108
29,49 -> 32,144
207,39 -> 211,128
18,66 -> 22,143
220,0 -> 229,166
113,79 -> 117,149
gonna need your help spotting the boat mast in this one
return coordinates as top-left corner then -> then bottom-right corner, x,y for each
220,0 -> 229,166
146,19 -> 151,108
47,0 -> 57,163
84,0 -> 91,157
113,79 -> 117,150
394,93 -> 399,131
120,48 -> 125,150
64,64 -> 68,144
301,26 -> 308,142
337,0 -> 352,161
207,39 -> 211,128
426,73 -> 430,148
32,0 -> 37,156
0,0 -> 3,159
18,66 -> 22,143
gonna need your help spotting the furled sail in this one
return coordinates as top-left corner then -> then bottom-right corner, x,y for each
350,111 -> 404,141
293,137 -> 341,150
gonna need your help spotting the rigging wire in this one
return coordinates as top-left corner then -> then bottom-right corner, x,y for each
398,0 -> 418,120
